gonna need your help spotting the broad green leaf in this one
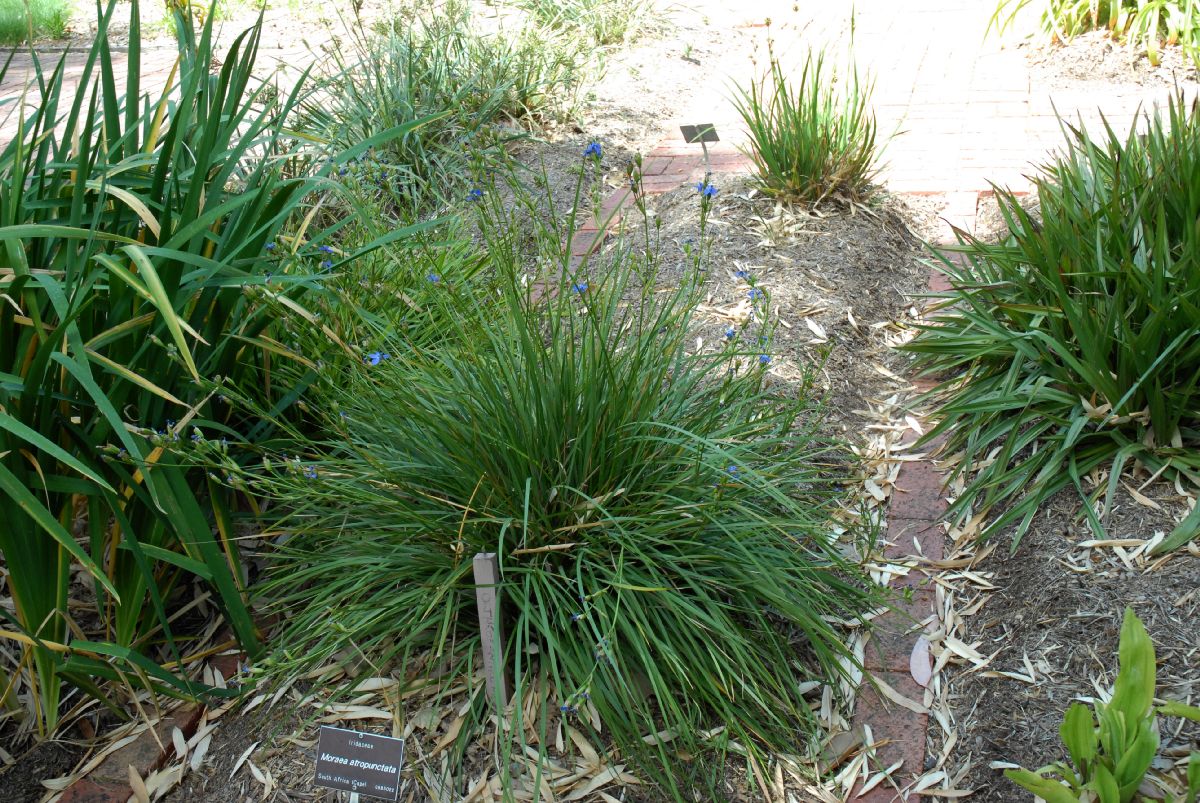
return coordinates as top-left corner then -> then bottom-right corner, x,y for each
1158,701 -> 1200,722
120,246 -> 203,379
1113,722 -> 1159,796
84,349 -> 187,406
116,541 -> 212,581
1089,763 -> 1120,803
1003,769 -> 1080,803
1061,701 -> 1098,772
1109,608 -> 1156,725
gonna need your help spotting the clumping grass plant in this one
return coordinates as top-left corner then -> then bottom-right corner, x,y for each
732,39 -> 881,206
302,2 -> 586,214
248,162 -> 881,796
904,92 -> 1200,551
989,0 -> 1200,67
515,0 -> 651,45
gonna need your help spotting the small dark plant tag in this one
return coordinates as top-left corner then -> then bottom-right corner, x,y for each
680,124 -> 719,143
314,725 -> 405,801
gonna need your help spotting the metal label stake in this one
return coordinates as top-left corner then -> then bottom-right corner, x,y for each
680,123 -> 719,180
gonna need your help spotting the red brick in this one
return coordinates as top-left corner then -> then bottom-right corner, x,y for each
638,175 -> 688,194
568,231 -> 606,257
65,704 -> 203,801
863,602 -> 935,672
706,153 -> 753,172
662,156 -> 703,176
597,189 -> 635,217
928,268 -> 953,292
647,143 -> 706,157
887,460 -> 949,522
639,157 -> 671,176
883,517 -> 941,559
59,777 -> 130,803
208,651 -> 242,683
850,670 -> 930,800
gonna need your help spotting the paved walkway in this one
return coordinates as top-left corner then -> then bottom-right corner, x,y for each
4,0 -> 1191,194
674,0 -> 1193,195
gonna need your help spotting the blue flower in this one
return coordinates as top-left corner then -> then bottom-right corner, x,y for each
303,465 -> 318,480
727,464 -> 739,476
748,288 -> 764,301
695,181 -> 718,197
734,269 -> 749,280
467,188 -> 484,202
583,141 -> 602,159
573,281 -> 588,293
318,245 -> 333,254
570,613 -> 582,622
264,242 -> 276,251
320,260 -> 333,270
759,354 -> 771,365
724,326 -> 736,339
365,351 -> 389,366
427,273 -> 440,283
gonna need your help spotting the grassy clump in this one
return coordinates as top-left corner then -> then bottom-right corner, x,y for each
732,42 -> 880,206
0,0 -> 71,43
904,92 -> 1200,550
302,2 -> 587,214
251,171 -> 880,796
515,0 -> 651,46
989,0 -> 1200,67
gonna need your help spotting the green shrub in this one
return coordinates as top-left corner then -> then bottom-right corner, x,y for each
0,0 -> 429,735
903,92 -> 1200,550
302,4 -> 586,214
990,0 -> 1200,67
515,0 -> 651,45
250,167 -> 881,797
0,0 -> 71,44
1006,608 -> 1200,803
731,43 -> 880,206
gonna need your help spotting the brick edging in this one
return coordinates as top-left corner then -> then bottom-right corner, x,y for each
848,205 -> 983,800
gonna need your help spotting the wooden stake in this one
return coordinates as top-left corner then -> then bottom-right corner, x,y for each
473,552 -> 510,705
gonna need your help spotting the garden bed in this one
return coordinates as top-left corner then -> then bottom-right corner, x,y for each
930,480 -> 1200,801
148,165 -> 933,803
6,1 -> 1200,801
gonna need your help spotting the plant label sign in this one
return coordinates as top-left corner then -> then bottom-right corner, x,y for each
314,725 -> 405,801
680,123 -> 719,144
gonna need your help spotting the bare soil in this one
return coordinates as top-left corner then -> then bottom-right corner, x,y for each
934,483 -> 1200,801
0,739 -> 84,803
1024,29 -> 1199,90
605,175 -> 930,432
